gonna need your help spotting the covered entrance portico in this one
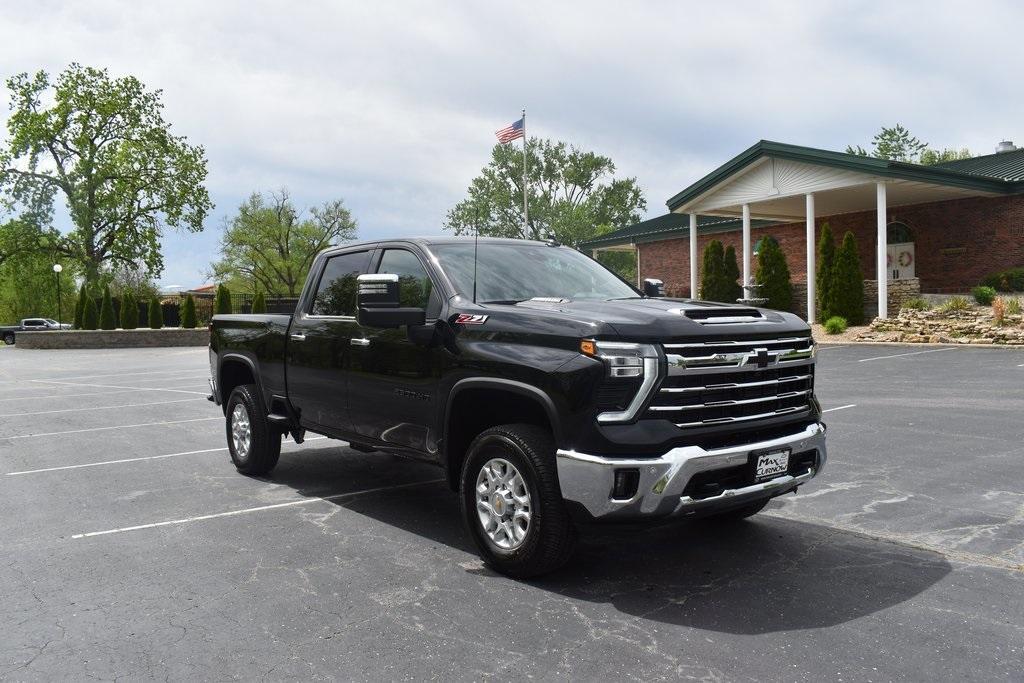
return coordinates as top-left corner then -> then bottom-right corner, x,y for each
665,142 -> 1007,322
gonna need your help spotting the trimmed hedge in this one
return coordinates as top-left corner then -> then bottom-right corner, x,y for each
816,223 -> 836,320
148,297 -> 164,329
722,245 -> 743,303
120,292 -> 138,330
981,266 -> 1024,293
73,284 -> 87,329
251,290 -> 267,314
181,294 -> 197,329
99,285 -> 116,330
214,284 -> 233,314
755,236 -> 792,312
830,231 -> 865,325
82,294 -> 99,330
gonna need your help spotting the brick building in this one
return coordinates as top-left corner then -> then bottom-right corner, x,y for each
582,140 -> 1024,322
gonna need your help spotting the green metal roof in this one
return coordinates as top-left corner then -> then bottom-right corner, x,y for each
665,140 -> 1022,212
933,148 -> 1024,182
580,212 -> 776,250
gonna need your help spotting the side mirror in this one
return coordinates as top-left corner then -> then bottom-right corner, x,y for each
356,273 -> 426,328
642,278 -> 665,297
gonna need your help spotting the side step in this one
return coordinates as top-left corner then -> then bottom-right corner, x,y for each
267,412 -> 305,444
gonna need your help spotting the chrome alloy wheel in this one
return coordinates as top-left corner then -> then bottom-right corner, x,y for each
475,458 -> 532,550
230,403 -> 252,459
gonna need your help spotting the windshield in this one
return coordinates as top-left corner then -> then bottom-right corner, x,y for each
431,242 -> 638,303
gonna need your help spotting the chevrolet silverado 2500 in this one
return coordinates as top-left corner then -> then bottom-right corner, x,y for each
208,237 -> 826,577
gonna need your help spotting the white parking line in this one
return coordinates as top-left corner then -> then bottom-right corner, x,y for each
29,379 -> 207,396
5,437 -> 329,476
857,347 -> 956,363
5,416 -> 220,440
70,478 -> 446,539
0,397 -> 201,418
39,368 -> 208,382
823,404 -> 856,413
0,388 -> 160,403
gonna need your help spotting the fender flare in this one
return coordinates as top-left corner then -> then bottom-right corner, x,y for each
442,377 -> 563,486
218,352 -> 267,412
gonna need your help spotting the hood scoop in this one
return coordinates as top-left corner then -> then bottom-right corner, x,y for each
680,307 -> 764,324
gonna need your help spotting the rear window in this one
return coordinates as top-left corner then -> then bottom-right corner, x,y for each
310,250 -> 371,316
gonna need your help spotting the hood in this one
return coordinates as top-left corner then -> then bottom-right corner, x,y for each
478,297 -> 810,342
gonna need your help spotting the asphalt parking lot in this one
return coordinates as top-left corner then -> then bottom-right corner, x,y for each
1,343 -> 1022,681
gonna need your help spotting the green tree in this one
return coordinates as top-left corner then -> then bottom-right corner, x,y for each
73,282 -> 86,328
120,291 -> 137,329
445,138 -> 646,248
147,296 -> 163,329
847,124 -> 971,165
699,240 -> 727,301
181,294 -> 197,328
211,189 -> 356,297
99,285 -> 116,330
816,223 -> 836,319
723,244 -> 742,302
214,284 -> 232,314
0,64 -> 213,283
0,219 -> 74,322
251,290 -> 266,314
755,237 -> 793,312
82,293 -> 99,330
830,231 -> 865,325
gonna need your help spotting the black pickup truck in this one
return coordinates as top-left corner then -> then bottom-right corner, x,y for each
209,237 -> 826,577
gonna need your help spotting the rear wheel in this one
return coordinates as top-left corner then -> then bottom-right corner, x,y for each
2,332 -> 14,345
225,384 -> 281,475
460,424 -> 576,578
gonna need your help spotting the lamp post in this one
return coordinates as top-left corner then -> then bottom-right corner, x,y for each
52,264 -> 63,328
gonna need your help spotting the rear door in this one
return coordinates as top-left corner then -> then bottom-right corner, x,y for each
286,248 -> 373,432
347,246 -> 446,455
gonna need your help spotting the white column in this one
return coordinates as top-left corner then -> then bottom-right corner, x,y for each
805,193 -> 816,323
876,182 -> 888,319
689,213 -> 698,298
741,204 -> 751,299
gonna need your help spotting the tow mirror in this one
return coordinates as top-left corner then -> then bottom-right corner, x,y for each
356,273 -> 426,328
643,278 -> 665,297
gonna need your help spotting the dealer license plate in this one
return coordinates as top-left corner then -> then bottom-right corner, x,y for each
754,450 -> 790,482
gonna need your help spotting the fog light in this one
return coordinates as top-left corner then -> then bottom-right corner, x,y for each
612,468 -> 640,500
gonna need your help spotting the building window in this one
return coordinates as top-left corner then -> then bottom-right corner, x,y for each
887,221 -> 914,244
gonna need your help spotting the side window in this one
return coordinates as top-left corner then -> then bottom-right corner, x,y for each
377,249 -> 440,317
310,250 -> 371,316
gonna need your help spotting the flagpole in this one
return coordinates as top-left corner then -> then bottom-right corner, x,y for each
521,107 -> 528,235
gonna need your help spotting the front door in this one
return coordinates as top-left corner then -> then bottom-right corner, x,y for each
347,247 -> 444,456
286,249 -> 372,432
887,242 -> 915,280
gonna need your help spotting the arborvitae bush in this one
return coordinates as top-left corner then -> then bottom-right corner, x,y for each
119,292 -> 136,329
830,231 -> 865,324
699,240 -> 726,301
148,296 -> 164,329
755,237 -> 793,312
181,294 -> 197,328
723,245 -> 743,303
82,294 -> 99,330
251,290 -> 267,314
73,283 -> 87,329
816,223 -> 836,319
99,285 -> 117,330
214,284 -> 233,314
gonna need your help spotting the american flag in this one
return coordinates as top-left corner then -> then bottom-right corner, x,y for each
495,117 -> 524,144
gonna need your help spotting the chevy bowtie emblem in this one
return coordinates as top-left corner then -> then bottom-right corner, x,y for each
753,348 -> 770,368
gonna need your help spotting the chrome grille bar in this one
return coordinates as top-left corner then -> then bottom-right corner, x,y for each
674,406 -> 810,429
658,374 -> 811,394
648,389 -> 810,412
664,336 -> 811,350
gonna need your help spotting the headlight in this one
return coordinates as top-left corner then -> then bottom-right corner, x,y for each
581,340 -> 660,423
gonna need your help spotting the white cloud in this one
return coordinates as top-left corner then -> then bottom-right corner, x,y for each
2,0 -> 1022,285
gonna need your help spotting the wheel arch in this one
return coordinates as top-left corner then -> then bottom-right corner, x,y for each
442,378 -> 562,490
218,353 -> 266,415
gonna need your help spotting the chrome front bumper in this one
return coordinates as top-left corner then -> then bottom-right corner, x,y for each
555,422 -> 826,521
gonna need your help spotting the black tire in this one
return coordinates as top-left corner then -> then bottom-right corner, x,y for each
707,498 -> 770,522
2,332 -> 14,345
460,424 -> 576,578
225,384 -> 281,476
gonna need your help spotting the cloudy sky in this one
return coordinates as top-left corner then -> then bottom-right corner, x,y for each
2,1 -> 1022,286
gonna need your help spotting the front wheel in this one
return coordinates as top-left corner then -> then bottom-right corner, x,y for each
225,384 -> 281,475
460,424 -> 576,578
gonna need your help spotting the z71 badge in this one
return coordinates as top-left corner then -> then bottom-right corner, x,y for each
454,313 -> 488,325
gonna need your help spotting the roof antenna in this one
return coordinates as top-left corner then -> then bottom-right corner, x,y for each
472,205 -> 480,304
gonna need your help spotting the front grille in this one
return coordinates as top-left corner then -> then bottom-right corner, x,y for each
646,336 -> 815,428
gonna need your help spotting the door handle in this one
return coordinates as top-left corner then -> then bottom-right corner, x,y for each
290,333 -> 306,341
350,337 -> 371,347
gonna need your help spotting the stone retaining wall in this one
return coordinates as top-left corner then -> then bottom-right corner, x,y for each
863,278 -> 920,320
16,328 -> 209,349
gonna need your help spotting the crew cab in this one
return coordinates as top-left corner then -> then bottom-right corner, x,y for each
208,237 -> 826,577
1,318 -> 70,345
